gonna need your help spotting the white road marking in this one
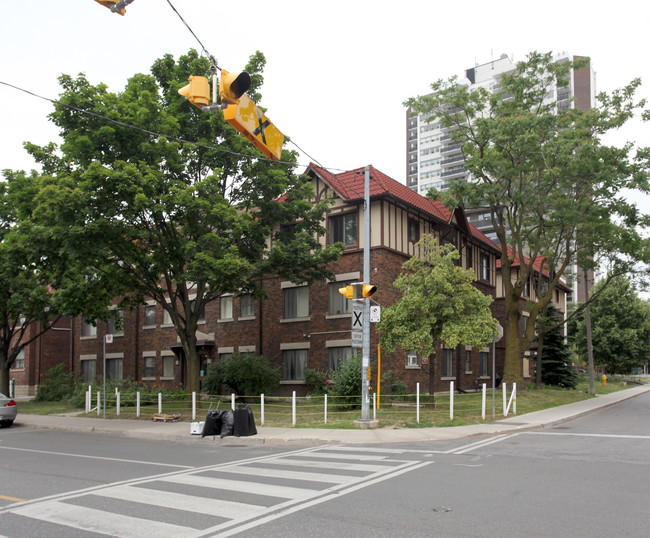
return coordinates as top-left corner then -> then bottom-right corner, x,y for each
451,433 -> 522,455
526,431 -> 650,440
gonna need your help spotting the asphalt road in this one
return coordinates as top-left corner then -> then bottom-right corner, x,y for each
1,392 -> 649,537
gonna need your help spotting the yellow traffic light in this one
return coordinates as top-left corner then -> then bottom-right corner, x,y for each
223,94 -> 284,161
178,76 -> 210,109
93,0 -> 127,15
362,284 -> 377,298
219,69 -> 251,105
338,285 -> 355,300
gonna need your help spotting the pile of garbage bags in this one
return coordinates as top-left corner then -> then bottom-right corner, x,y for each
201,403 -> 257,438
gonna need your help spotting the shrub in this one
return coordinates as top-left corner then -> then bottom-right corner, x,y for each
381,370 -> 408,400
329,354 -> 363,409
34,364 -> 79,402
202,353 -> 280,396
304,368 -> 331,395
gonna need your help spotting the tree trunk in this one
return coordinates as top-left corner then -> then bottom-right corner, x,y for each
0,359 -> 9,396
503,292 -> 525,385
180,325 -> 200,394
535,334 -> 544,390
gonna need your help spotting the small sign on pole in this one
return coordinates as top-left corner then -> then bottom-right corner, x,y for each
352,330 -> 363,348
370,305 -> 381,323
105,334 -> 114,344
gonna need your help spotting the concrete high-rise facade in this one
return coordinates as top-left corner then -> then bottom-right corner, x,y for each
406,52 -> 595,301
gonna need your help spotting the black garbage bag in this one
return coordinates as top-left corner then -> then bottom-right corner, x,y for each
220,409 -> 235,438
233,403 -> 257,437
201,410 -> 223,438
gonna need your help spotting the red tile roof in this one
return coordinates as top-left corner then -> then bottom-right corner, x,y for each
306,163 -> 499,251
497,246 -> 571,290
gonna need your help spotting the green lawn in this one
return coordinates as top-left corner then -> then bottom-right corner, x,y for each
18,376 -> 639,429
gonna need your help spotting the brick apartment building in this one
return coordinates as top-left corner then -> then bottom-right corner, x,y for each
14,163 -> 560,396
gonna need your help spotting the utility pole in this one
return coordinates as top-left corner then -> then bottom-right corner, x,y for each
360,165 -> 371,423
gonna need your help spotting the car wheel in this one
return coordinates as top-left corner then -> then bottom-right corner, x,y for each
0,419 -> 13,428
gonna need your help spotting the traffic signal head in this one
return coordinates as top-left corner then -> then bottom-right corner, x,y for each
178,76 -> 210,109
219,69 -> 251,104
338,285 -> 355,300
361,284 -> 377,298
94,0 -> 126,15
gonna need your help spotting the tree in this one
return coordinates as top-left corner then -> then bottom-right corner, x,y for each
0,170 -> 118,395
29,49 -> 342,394
405,51 -> 650,385
531,303 -> 577,389
378,235 -> 497,395
574,275 -> 650,375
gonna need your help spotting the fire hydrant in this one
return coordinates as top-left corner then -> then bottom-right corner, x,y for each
602,374 -> 607,387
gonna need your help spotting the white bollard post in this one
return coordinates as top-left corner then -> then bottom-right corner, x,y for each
192,392 -> 196,421
292,391 -> 296,426
231,393 -> 235,411
513,382 -> 517,415
97,391 -> 101,416
450,381 -> 454,420
260,394 -> 265,426
158,392 -> 162,414
136,391 -> 140,418
502,382 -> 507,416
116,391 -> 120,416
373,393 -> 376,421
416,383 -> 420,424
324,393 -> 328,425
482,383 -> 486,420
85,388 -> 90,413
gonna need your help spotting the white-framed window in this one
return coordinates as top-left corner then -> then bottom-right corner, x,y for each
144,305 -> 156,327
328,347 -> 352,371
480,254 -> 490,281
442,349 -> 454,378
106,357 -> 123,381
408,219 -> 420,243
407,352 -> 418,367
282,349 -> 308,381
81,316 -> 97,337
220,296 -> 233,320
465,350 -> 472,374
240,295 -> 255,317
329,280 -> 353,315
12,349 -> 25,370
191,299 -> 205,323
480,351 -> 489,377
107,309 -> 124,335
329,212 -> 357,247
283,286 -> 309,319
162,308 -> 173,326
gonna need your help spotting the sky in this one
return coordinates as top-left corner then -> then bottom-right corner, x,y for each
1,0 -> 649,216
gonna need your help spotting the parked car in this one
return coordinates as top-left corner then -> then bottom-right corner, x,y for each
0,392 -> 17,427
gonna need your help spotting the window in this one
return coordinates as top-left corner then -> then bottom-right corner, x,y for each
220,296 -> 233,320
106,358 -> 123,381
107,309 -> 124,335
465,350 -> 472,373
240,295 -> 255,317
220,352 -> 233,362
442,349 -> 454,377
81,316 -> 97,337
162,356 -> 174,378
524,279 -> 530,297
466,245 -> 473,270
144,357 -> 155,378
407,352 -> 418,367
282,349 -> 308,381
522,315 -> 529,337
12,349 -> 25,370
162,309 -> 173,326
480,352 -> 488,377
329,212 -> 357,247
329,280 -> 353,315
408,219 -> 420,242
144,305 -> 156,327
283,286 -> 309,319
328,347 -> 352,371
480,254 -> 490,281
191,300 -> 205,323
81,359 -> 96,383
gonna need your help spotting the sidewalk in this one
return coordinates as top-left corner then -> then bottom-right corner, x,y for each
12,384 -> 650,446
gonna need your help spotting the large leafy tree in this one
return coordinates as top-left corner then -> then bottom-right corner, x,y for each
378,235 -> 497,395
574,275 -> 650,374
405,51 -> 650,385
0,171 -> 119,394
29,50 -> 342,393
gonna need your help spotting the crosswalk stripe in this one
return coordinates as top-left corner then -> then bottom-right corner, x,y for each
287,452 -> 394,461
258,456 -> 393,473
221,465 -> 356,484
94,485 -> 267,520
162,473 -> 318,500
12,501 -> 194,538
